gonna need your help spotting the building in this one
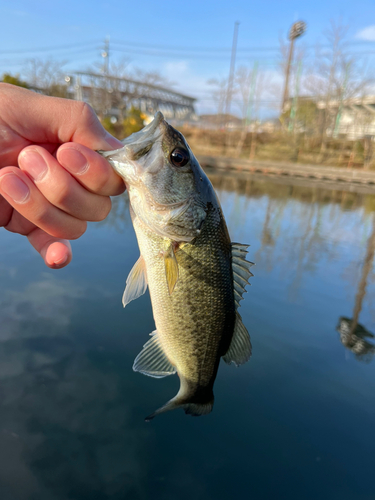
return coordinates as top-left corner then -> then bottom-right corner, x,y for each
317,96 -> 375,140
66,72 -> 197,122
285,95 -> 375,140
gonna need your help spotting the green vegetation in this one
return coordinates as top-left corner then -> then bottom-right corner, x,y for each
123,107 -> 146,137
280,99 -> 319,133
101,107 -> 146,140
2,73 -> 29,88
179,125 -> 375,170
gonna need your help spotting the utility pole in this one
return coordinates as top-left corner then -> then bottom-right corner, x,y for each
224,21 -> 240,123
281,21 -> 306,114
101,37 -> 111,116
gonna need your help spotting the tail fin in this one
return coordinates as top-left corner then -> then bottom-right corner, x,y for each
145,384 -> 214,421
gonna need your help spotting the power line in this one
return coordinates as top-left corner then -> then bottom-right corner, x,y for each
0,48 -> 101,68
2,38 -> 375,59
0,40 -> 101,55
110,46 -> 280,62
111,38 -> 375,53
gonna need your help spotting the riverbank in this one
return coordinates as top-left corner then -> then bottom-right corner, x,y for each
197,155 -> 375,189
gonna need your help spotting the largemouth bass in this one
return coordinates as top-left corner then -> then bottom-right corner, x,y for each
100,112 -> 253,420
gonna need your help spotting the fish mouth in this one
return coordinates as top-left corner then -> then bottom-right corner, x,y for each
123,111 -> 165,146
100,112 -> 165,159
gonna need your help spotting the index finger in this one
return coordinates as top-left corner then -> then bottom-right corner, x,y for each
56,143 -> 126,197
0,83 -> 122,156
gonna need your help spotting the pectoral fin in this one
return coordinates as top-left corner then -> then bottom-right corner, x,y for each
223,312 -> 252,366
122,255 -> 148,308
164,244 -> 179,295
133,330 -> 176,378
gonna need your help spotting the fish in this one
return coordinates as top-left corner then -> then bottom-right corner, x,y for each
99,112 -> 253,420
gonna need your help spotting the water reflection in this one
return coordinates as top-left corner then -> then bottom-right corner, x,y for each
98,191 -> 130,232
100,172 -> 375,365
1,171 -> 375,499
336,317 -> 375,362
209,172 -> 375,363
336,214 -> 375,362
0,273 -> 149,500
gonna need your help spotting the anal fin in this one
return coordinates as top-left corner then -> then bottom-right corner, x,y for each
133,330 -> 176,378
122,255 -> 148,308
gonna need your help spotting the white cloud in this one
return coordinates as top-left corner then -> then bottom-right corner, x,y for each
161,60 -> 210,97
0,274 -> 85,342
356,25 -> 375,41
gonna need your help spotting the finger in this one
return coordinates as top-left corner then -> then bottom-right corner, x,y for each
28,227 -> 72,269
0,195 -> 12,227
0,167 -> 87,240
1,84 -> 123,156
57,143 -> 126,197
19,146 -> 112,222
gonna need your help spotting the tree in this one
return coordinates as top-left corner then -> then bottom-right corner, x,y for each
23,58 -> 68,97
2,73 -> 28,88
207,77 -> 233,128
234,64 -> 258,156
280,98 -> 318,133
304,20 -> 373,156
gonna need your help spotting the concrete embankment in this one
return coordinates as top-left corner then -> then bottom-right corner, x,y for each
197,155 -> 375,188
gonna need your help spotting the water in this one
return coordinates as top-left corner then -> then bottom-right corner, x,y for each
0,173 -> 375,500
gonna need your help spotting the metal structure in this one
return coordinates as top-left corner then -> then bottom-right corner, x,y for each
281,21 -> 307,113
68,71 -> 197,121
224,21 -> 240,120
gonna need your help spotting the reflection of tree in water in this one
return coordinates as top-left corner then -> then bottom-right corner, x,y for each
336,214 -> 375,363
287,202 -> 327,300
253,197 -> 287,273
210,172 -> 375,335
97,192 -> 131,233
251,184 -> 337,294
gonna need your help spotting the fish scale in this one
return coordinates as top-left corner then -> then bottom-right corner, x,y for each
134,203 -> 235,390
99,111 -> 253,419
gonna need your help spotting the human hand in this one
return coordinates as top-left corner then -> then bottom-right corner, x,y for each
0,83 -> 125,268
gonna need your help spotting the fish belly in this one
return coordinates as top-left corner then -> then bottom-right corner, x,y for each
133,207 -> 235,389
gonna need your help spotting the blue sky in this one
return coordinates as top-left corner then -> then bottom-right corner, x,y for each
2,0 -> 375,116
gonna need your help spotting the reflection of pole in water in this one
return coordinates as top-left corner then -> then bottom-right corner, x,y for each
261,196 -> 275,246
351,214 -> 375,334
337,214 -> 375,362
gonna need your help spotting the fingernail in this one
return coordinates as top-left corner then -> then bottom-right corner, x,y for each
53,254 -> 68,266
59,149 -> 89,175
0,174 -> 30,203
104,132 -> 123,150
20,150 -> 48,182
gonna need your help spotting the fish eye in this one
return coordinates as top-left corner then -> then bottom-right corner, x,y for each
170,147 -> 190,167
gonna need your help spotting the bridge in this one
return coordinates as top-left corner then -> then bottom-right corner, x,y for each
68,71 -> 196,121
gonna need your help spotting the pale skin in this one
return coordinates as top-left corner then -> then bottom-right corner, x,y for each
0,83 -> 126,268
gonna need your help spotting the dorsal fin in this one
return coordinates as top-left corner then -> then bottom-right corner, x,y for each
122,255 -> 148,308
223,312 -> 252,366
231,243 -> 254,310
133,330 -> 176,378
